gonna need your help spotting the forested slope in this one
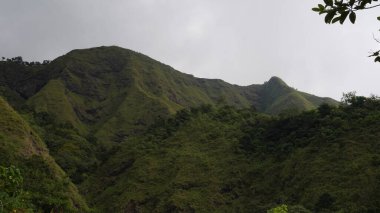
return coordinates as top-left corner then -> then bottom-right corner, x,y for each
82,95 -> 380,212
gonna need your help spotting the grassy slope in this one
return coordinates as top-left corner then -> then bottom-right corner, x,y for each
0,97 -> 89,212
0,97 -> 47,158
27,79 -> 87,133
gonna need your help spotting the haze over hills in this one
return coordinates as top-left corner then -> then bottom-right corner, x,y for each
3,46 -> 368,212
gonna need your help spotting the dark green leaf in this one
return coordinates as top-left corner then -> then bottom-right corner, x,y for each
325,11 -> 336,24
355,4 -> 365,9
324,0 -> 334,6
332,16 -> 341,23
377,16 -> 380,21
312,7 -> 321,12
339,11 -> 349,24
359,1 -> 367,8
335,0 -> 343,6
349,12 -> 356,24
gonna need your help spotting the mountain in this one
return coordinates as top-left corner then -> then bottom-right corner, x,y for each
0,46 -> 341,212
0,46 -> 336,137
0,46 -> 336,159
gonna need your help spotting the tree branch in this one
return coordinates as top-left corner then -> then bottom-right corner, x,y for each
360,3 -> 380,10
373,33 -> 380,44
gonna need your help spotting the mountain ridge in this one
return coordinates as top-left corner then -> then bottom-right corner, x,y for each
0,46 -> 338,156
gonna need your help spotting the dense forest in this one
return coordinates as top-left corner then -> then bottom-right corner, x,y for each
81,93 -> 380,212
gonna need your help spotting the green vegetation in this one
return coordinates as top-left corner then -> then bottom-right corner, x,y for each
0,97 -> 89,212
0,165 -> 29,212
80,94 -> 380,212
267,204 -> 312,213
268,205 -> 288,213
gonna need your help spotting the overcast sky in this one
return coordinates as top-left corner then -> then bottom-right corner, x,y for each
0,0 -> 379,99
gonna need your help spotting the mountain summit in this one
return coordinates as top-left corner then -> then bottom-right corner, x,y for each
267,76 -> 288,87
